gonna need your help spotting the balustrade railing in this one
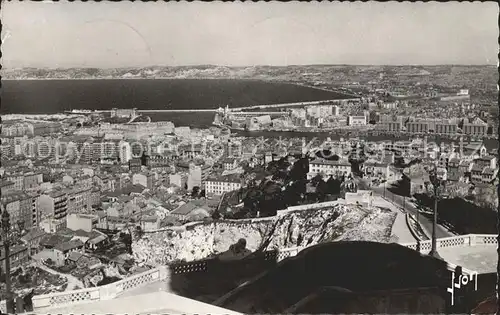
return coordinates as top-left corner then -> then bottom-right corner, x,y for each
276,246 -> 303,261
32,286 -> 101,310
23,234 -> 496,312
474,234 -> 498,245
113,267 -> 163,296
31,266 -> 169,311
400,234 -> 498,253
171,260 -> 209,274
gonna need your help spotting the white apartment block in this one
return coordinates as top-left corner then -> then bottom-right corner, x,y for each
119,141 -> 132,164
204,176 -> 242,195
308,158 -> 352,179
347,116 -> 367,126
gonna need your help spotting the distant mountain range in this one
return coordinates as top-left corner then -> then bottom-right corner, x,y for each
1,64 -> 495,81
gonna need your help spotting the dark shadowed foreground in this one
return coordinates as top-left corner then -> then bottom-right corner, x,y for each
181,241 -> 477,314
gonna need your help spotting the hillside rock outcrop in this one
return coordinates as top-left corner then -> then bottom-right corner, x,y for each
132,203 -> 396,265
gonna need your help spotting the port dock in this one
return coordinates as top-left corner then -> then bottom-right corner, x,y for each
66,98 -> 360,115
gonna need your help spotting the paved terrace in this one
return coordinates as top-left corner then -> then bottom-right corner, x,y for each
400,234 -> 497,275
6,234 -> 496,314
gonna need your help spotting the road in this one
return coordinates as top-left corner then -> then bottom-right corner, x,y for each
355,177 -> 452,239
33,261 -> 85,292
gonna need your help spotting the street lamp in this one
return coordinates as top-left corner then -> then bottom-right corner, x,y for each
427,165 -> 446,259
0,206 -> 16,313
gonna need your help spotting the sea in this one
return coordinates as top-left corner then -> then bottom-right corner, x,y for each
2,79 -> 498,149
1,79 -> 351,127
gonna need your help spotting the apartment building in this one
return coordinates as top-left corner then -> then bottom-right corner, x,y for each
90,187 -> 101,208
362,162 -> 390,180
132,172 -> 155,190
180,144 -> 204,159
32,122 -> 62,136
347,115 -> 367,126
129,158 -> 142,173
481,168 -> 497,183
75,175 -> 93,189
462,118 -> 488,136
0,143 -> 13,159
435,123 -> 458,134
27,191 -> 41,227
5,174 -> 24,191
94,174 -> 116,191
378,115 -> 403,132
169,173 -> 188,189
386,121 -> 402,132
446,158 -> 463,182
205,174 -> 242,195
4,170 -> 43,191
406,121 -> 429,133
470,164 -> 484,183
38,191 -> 69,221
187,165 -> 202,190
1,190 -> 33,230
24,172 -> 44,190
99,140 -> 119,162
308,158 -> 352,179
461,142 -> 488,160
1,121 -> 34,137
145,153 -> 175,171
0,181 -> 15,195
463,124 -> 487,136
474,156 -> 497,170
66,186 -> 92,214
119,141 -> 132,164
0,245 -> 29,271
66,213 -> 99,233
222,157 -> 238,171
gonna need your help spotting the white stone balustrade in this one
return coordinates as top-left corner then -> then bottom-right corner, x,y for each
276,246 -> 303,261
32,286 -> 101,310
400,234 -> 498,253
31,266 -> 170,311
17,234 -> 496,312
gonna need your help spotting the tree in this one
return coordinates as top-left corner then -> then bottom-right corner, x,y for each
191,186 -> 201,197
369,111 -> 379,124
394,156 -> 405,168
212,210 -> 221,220
135,226 -> 144,239
272,170 -> 288,182
316,180 -> 328,201
327,176 -> 342,195
311,174 -> 324,187
119,232 -> 133,255
289,157 -> 309,181
315,150 -> 339,161
243,188 -> 261,211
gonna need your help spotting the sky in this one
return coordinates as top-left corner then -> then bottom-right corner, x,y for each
2,2 -> 498,68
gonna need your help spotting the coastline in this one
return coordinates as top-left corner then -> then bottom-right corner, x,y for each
0,77 -> 359,98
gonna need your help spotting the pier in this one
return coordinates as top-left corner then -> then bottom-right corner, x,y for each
67,98 -> 361,115
79,109 -> 218,114
230,111 -> 288,116
140,109 -> 217,113
232,98 -> 360,111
